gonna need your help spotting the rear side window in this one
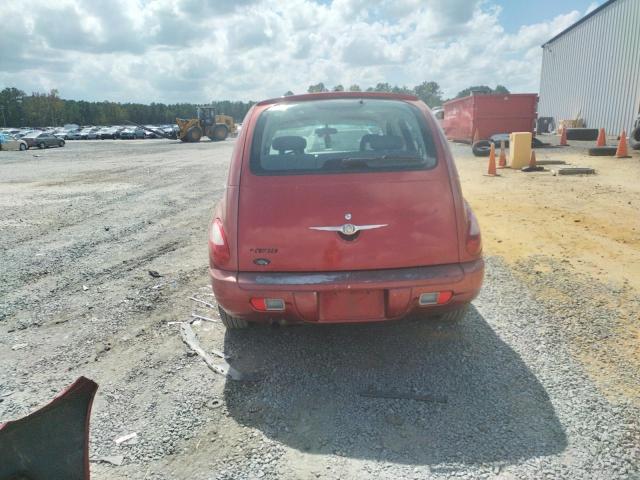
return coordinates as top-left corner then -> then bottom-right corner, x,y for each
250,99 -> 437,175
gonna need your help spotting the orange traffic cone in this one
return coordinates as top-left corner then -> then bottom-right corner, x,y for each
596,128 -> 606,146
486,143 -> 498,176
498,140 -> 507,168
529,149 -> 537,168
616,130 -> 631,158
559,127 -> 568,146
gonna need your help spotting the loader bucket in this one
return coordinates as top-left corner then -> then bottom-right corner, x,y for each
0,377 -> 98,480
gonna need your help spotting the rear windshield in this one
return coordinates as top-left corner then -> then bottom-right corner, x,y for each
250,99 -> 437,175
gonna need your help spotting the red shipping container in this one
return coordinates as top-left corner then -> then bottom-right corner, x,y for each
442,93 -> 538,143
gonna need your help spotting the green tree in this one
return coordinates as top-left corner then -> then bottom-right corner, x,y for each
455,85 -> 510,99
332,84 -> 344,92
348,84 -> 361,92
283,90 -> 294,96
0,86 -> 256,126
307,83 -> 328,93
368,82 -> 392,92
413,81 -> 443,107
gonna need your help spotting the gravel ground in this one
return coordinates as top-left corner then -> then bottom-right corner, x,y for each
0,139 -> 638,479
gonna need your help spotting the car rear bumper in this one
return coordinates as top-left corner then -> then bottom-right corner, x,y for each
211,259 -> 484,324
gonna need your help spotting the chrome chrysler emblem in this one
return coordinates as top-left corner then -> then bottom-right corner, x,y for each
344,213 -> 352,220
309,222 -> 387,236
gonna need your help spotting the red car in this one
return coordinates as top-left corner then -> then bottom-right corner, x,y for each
209,92 -> 483,328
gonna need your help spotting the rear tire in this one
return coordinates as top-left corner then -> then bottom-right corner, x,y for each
58,140 -> 65,147
19,143 -> 27,151
38,142 -> 45,149
218,306 -> 249,329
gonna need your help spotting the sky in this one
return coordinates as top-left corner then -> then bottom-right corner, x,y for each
0,0 -> 602,104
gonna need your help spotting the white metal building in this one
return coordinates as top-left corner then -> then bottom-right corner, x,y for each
538,0 -> 640,134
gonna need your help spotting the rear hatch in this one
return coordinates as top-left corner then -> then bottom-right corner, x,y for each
237,98 -> 459,272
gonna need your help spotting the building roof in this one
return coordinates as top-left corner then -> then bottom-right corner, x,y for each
542,0 -> 618,47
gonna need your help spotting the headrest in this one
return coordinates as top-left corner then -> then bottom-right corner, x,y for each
272,136 -> 306,153
361,134 -> 404,151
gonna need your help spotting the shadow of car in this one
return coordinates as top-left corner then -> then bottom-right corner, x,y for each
222,306 -> 567,465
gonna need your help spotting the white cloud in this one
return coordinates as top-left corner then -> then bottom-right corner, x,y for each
0,0 -> 585,103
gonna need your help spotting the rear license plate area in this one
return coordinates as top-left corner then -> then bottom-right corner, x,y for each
319,290 -> 385,322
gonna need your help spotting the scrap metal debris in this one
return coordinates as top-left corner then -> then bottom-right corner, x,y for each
189,296 -> 216,309
114,432 -> 138,445
552,167 -> 596,176
148,270 -> 162,278
179,323 -> 243,380
91,455 -> 125,466
191,313 -> 219,323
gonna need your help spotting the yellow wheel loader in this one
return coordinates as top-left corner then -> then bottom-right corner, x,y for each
176,106 -> 236,142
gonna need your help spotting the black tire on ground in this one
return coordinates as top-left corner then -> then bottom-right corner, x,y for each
38,142 -> 45,149
588,146 -> 617,156
184,126 -> 203,142
58,140 -> 65,147
436,305 -> 469,323
531,137 -> 549,148
218,306 -> 249,329
630,126 -> 640,150
472,140 -> 493,157
566,128 -> 599,141
19,143 -> 27,151
209,124 -> 229,142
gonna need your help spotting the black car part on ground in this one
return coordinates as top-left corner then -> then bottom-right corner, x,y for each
630,126 -> 640,150
0,377 -> 98,480
588,146 -> 617,156
472,140 -> 493,157
566,128 -> 599,141
536,117 -> 555,134
472,136 -> 550,157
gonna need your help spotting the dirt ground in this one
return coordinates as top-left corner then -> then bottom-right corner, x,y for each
1,138 -> 639,479
454,140 -> 640,406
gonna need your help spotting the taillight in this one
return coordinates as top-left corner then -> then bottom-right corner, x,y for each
210,218 -> 230,267
250,298 -> 285,311
419,291 -> 453,306
465,202 -> 482,256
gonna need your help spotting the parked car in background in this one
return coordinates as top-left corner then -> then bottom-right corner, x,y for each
22,131 -> 65,149
80,127 -> 100,140
0,133 -> 28,151
120,127 -> 145,139
144,126 -> 158,138
209,92 -> 484,329
99,127 -> 119,139
65,129 -> 83,140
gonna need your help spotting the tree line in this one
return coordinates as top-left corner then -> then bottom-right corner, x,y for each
0,87 -> 255,128
287,82 -> 509,108
0,82 -> 510,128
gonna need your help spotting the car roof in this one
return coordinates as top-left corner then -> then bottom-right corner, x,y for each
256,91 -> 420,106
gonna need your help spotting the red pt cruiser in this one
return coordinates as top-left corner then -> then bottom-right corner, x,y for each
209,92 -> 483,328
